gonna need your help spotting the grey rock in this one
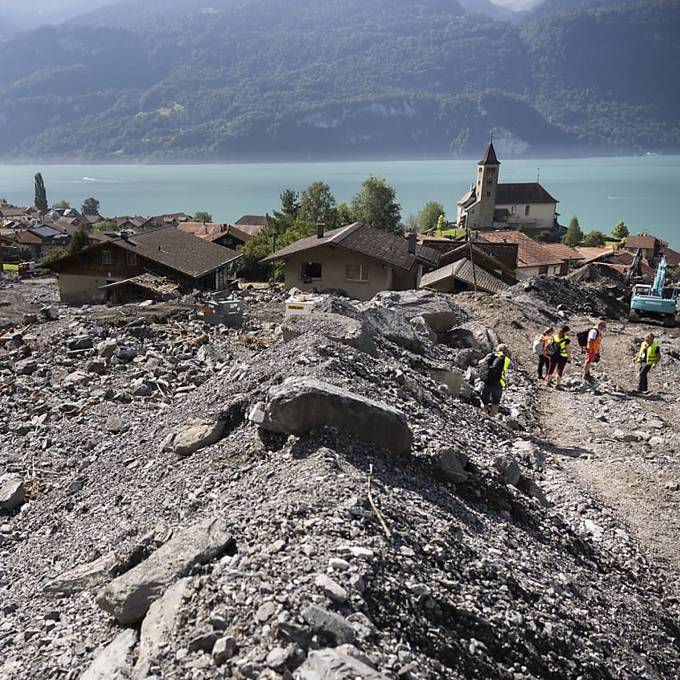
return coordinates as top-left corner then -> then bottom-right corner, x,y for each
362,307 -> 423,352
315,574 -> 349,603
106,416 -> 125,434
301,605 -> 356,645
410,316 -> 438,343
212,636 -> 237,665
97,339 -> 118,359
429,368 -> 464,397
446,321 -> 501,354
0,474 -> 25,511
188,629 -> 220,653
135,577 -> 193,676
171,419 -> 225,457
96,517 -> 233,624
256,601 -> 277,623
81,629 -> 138,680
257,377 -> 412,457
434,448 -> 468,483
45,552 -> 118,596
282,313 -> 377,356
87,359 -> 107,375
516,475 -> 550,507
493,455 -> 521,486
296,648 -> 386,679
266,645 -> 294,670
15,359 -> 38,376
68,335 -> 94,351
40,305 -> 59,321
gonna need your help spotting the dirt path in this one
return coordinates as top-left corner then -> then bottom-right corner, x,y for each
534,321 -> 680,587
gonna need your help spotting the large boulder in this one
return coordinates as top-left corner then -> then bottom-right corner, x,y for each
361,290 -> 468,333
45,552 -> 118,597
362,307 -> 423,352
253,377 -> 412,456
443,320 -> 501,354
81,629 -> 138,680
0,475 -> 25,511
135,578 -> 193,676
296,648 -> 386,679
96,517 -> 233,624
282,313 -> 376,355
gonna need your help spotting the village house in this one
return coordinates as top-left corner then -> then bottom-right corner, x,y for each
419,242 -> 517,294
15,225 -> 70,260
622,233 -> 680,267
480,230 -> 580,279
457,143 -> 559,232
178,222 -> 255,249
48,227 -> 241,304
234,215 -> 267,237
262,222 -> 440,301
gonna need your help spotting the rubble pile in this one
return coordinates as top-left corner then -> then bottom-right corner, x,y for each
1,283 -> 680,679
501,274 -> 629,324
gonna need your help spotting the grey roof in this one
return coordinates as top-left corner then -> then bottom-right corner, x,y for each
51,227 -> 241,279
495,183 -> 558,205
479,142 -> 500,166
421,258 -> 511,294
262,223 -> 440,272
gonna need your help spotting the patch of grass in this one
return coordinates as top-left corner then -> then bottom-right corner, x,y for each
1,263 -> 19,272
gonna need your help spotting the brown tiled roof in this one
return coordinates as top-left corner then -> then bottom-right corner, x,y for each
481,230 -> 565,268
263,223 -> 440,272
50,227 -> 241,279
495,183 -> 558,205
439,242 -> 516,278
0,207 -> 32,218
479,142 -> 500,166
178,223 -> 254,244
624,234 -> 667,250
664,247 -> 680,267
235,215 -> 266,226
573,246 -> 615,265
540,243 -> 584,262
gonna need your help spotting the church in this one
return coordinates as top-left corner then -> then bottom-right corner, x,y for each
456,143 -> 559,232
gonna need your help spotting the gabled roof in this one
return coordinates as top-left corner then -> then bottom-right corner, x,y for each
479,142 -> 500,166
624,234 -> 667,250
421,258 -> 511,294
481,230 -> 565,268
495,183 -> 558,205
178,222 -> 254,244
49,227 -> 241,279
438,242 -> 516,278
262,222 -> 440,272
235,215 -> 267,226
540,243 -> 584,262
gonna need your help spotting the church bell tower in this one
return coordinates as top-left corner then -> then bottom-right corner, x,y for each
472,141 -> 500,229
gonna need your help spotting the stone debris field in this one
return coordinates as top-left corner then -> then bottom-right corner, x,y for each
1,272 -> 680,679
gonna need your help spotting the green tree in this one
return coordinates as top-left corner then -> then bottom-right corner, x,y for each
418,201 -> 445,233
194,211 -> 213,223
280,189 -> 299,219
564,216 -> 583,246
611,220 -> 629,240
299,181 -> 336,225
333,202 -> 354,227
82,197 -> 100,216
34,173 -> 48,213
436,214 -> 447,235
66,227 -> 90,254
53,200 -> 70,209
351,176 -> 401,233
582,230 -> 608,247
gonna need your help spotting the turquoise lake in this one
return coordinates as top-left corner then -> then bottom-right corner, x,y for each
0,155 -> 678,247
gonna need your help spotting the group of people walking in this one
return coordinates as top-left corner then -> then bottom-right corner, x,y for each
479,320 -> 663,416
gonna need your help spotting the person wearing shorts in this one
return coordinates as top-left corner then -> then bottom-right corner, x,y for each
583,321 -> 606,382
545,326 -> 570,388
481,344 -> 511,417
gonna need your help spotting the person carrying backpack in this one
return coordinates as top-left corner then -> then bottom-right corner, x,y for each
480,344 -> 511,417
582,320 -> 606,383
533,327 -> 554,380
545,325 -> 570,388
634,333 -> 661,394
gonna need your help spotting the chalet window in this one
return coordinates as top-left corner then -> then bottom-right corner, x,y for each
300,262 -> 322,281
126,252 -> 137,266
525,205 -> 531,216
101,250 -> 112,265
346,264 -> 368,282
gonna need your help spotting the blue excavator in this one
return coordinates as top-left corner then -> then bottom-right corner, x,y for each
628,253 -> 678,324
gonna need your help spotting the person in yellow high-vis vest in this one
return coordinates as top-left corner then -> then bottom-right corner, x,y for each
635,333 -> 661,394
481,344 -> 511,417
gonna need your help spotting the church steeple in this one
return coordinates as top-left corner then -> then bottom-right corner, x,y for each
479,141 -> 500,166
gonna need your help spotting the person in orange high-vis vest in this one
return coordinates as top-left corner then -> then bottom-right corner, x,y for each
583,320 -> 606,382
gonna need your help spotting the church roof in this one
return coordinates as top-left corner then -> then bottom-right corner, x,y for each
479,142 -> 500,166
495,183 -> 558,205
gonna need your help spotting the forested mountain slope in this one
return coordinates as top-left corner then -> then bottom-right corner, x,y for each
0,0 -> 677,160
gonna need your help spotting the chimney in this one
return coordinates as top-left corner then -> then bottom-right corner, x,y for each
316,222 -> 325,239
407,231 -> 417,255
